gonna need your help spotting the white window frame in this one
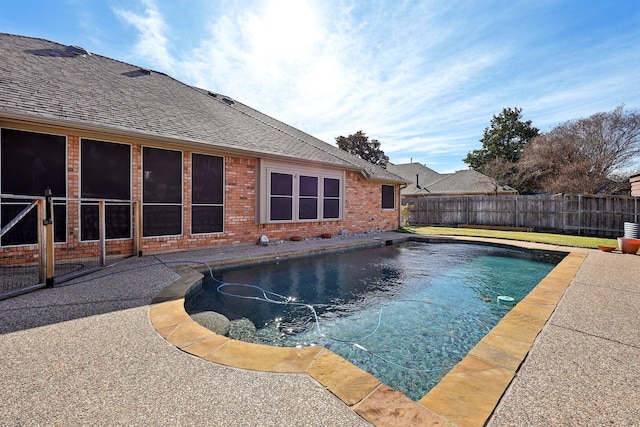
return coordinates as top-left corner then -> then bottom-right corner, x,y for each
79,138 -> 133,242
190,152 -> 225,235
0,127 -> 69,246
142,146 -> 184,238
381,184 -> 396,210
258,160 -> 344,224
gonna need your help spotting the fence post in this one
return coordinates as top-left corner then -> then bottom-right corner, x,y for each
578,194 -> 582,236
425,197 -> 429,225
515,196 -> 518,227
98,200 -> 106,267
43,189 -> 55,287
133,200 -> 143,256
466,196 -> 469,225
37,199 -> 46,284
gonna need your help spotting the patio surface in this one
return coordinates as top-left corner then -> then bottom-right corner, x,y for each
0,232 -> 638,426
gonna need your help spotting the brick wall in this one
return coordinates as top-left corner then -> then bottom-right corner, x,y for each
631,175 -> 640,197
1,126 -> 399,263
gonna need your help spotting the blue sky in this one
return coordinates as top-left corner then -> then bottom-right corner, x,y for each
2,0 -> 639,172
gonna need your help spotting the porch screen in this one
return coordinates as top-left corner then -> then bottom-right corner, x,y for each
1,128 -> 66,245
80,139 -> 131,240
191,153 -> 224,233
142,147 -> 182,237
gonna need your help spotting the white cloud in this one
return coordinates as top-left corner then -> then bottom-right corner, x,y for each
113,0 -> 175,73
111,0 -> 640,172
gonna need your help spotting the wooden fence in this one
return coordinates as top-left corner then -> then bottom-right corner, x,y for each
403,194 -> 640,237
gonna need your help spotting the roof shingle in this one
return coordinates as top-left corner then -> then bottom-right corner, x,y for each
0,33 -> 405,183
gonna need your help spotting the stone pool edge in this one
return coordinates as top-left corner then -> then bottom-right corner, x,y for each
148,237 -> 586,427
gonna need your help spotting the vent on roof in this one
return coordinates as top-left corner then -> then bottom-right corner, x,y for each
66,45 -> 91,56
207,91 -> 217,97
122,68 -> 152,77
222,97 -> 235,105
25,48 -> 76,57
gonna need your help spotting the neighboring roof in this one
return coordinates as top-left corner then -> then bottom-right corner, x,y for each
0,33 -> 405,184
386,163 -> 442,195
388,162 -> 517,196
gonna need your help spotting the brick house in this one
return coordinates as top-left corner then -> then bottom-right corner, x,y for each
631,174 -> 640,197
0,33 -> 406,264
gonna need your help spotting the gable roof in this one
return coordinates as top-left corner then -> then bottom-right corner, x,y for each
426,169 -> 516,195
387,162 -> 517,195
386,162 -> 442,195
0,33 -> 405,184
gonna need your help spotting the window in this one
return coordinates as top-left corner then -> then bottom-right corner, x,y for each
80,139 -> 131,240
323,178 -> 341,219
299,175 -> 318,220
1,128 -> 66,245
142,147 -> 182,237
260,161 -> 343,223
191,153 -> 224,233
269,172 -> 293,220
381,185 -> 395,209
382,184 -> 395,209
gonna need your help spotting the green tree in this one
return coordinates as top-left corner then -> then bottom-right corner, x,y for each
336,130 -> 389,168
464,107 -> 539,193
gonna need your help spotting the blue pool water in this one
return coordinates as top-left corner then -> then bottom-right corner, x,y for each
187,241 -> 562,400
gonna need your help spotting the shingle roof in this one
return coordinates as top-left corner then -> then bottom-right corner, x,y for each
425,169 -> 516,195
388,162 -> 517,195
386,163 -> 442,194
0,33 -> 405,183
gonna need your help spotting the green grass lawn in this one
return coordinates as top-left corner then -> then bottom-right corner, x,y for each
404,226 -> 618,249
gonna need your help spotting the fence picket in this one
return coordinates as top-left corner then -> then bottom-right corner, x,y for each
403,194 -> 639,237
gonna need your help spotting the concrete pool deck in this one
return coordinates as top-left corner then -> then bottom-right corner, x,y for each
0,232 -> 638,426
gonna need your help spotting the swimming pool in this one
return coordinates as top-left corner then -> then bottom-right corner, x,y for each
187,241 -> 562,400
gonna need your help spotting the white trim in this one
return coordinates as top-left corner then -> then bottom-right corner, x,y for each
258,160 -> 344,224
141,146 -> 184,238
0,127 -> 69,246
79,138 -> 133,242
381,184 -> 396,210
190,152 -> 225,235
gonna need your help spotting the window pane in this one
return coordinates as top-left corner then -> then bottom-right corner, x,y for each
271,173 -> 292,196
323,199 -> 340,219
143,147 -> 182,203
143,205 -> 182,236
192,153 -> 223,204
1,128 -> 66,197
81,204 -> 131,241
1,203 -> 37,245
105,205 -> 131,239
299,176 -> 318,197
81,139 -> 130,200
53,204 -> 66,242
299,198 -> 318,220
192,205 -> 224,233
270,197 -> 292,220
324,178 -> 340,198
382,185 -> 395,209
0,202 -> 65,245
